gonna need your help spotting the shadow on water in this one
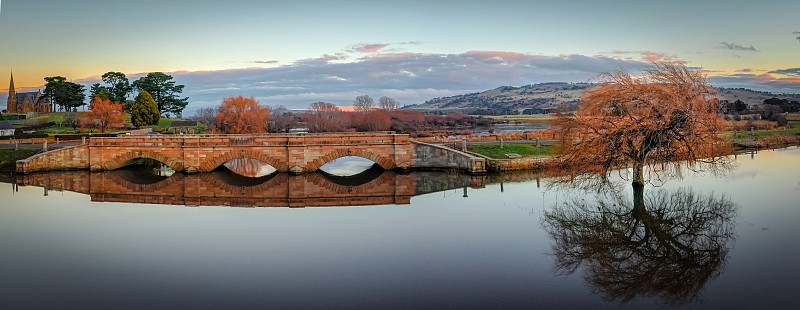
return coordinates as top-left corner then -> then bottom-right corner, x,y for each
112,158 -> 174,185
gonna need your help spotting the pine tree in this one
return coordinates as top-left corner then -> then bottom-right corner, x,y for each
131,91 -> 160,128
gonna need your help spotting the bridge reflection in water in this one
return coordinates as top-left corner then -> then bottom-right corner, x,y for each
13,167 -> 545,208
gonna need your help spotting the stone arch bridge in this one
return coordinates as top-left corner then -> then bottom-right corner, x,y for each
17,132 -> 486,175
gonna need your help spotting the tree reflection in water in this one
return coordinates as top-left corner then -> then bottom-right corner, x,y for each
542,184 -> 737,305
222,158 -> 276,178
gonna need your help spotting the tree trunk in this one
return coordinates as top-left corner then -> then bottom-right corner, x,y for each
633,162 -> 645,187
632,180 -> 645,211
630,180 -> 647,235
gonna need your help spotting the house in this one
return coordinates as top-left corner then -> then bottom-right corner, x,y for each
168,120 -> 198,134
0,121 -> 16,136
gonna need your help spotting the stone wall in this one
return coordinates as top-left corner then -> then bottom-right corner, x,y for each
410,141 -> 486,174
16,145 -> 89,174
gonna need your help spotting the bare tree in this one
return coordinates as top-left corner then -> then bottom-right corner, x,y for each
268,105 -> 296,133
309,101 -> 341,120
353,95 -> 374,112
379,96 -> 399,111
192,106 -> 218,131
552,62 -> 730,187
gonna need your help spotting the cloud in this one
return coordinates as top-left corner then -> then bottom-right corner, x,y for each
12,47 -> 795,116
348,43 -> 390,54
768,68 -> 800,77
720,42 -> 758,52
347,42 -> 426,54
71,50 -> 795,116
135,50 -> 652,115
606,50 -> 686,64
253,60 -> 278,64
794,31 -> 800,43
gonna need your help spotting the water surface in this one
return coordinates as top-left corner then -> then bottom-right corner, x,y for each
1,147 -> 798,309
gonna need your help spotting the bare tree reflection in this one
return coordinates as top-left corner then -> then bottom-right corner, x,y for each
542,185 -> 737,305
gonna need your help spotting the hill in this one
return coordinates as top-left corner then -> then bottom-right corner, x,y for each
405,83 -> 800,114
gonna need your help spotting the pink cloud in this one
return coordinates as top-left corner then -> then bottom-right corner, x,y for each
349,43 -> 390,53
464,51 -> 545,63
606,50 -> 686,65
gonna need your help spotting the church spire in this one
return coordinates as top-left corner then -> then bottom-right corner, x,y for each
8,72 -> 17,113
8,71 -> 15,96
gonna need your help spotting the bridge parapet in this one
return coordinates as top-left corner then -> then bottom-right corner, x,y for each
410,141 -> 486,174
16,145 -> 90,174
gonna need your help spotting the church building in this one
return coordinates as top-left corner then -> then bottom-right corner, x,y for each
6,72 -> 52,114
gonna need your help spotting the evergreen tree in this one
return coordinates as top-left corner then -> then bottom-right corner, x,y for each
132,72 -> 189,117
131,91 -> 160,128
43,76 -> 86,111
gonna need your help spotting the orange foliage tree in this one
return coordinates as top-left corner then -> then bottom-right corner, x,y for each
84,97 -> 125,133
215,96 -> 270,134
552,62 -> 730,186
356,111 -> 391,131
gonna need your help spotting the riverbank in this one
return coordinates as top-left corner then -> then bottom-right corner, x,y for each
0,149 -> 39,172
465,134 -> 800,172
731,133 -> 800,149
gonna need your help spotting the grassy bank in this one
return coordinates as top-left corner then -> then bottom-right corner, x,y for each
468,144 -> 554,159
0,148 -> 38,171
728,124 -> 800,139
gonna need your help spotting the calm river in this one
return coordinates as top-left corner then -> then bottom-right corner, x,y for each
1,147 -> 798,309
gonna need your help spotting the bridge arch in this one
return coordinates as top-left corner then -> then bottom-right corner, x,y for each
103,150 -> 183,171
307,148 -> 395,172
199,149 -> 287,173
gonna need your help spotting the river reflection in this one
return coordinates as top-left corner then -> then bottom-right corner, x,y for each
1,148 -> 799,309
543,186 -> 737,305
13,168 -> 503,208
222,158 -> 277,178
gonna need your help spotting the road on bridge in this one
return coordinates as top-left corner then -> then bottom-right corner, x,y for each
0,141 -> 82,150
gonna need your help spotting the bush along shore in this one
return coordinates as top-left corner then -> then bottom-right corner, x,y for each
0,149 -> 39,172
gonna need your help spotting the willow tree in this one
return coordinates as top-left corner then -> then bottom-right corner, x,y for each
552,62 -> 730,187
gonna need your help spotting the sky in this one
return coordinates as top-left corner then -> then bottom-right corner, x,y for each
1,0 -> 799,114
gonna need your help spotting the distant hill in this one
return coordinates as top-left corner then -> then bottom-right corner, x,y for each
405,82 -> 800,114
712,88 -> 800,107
